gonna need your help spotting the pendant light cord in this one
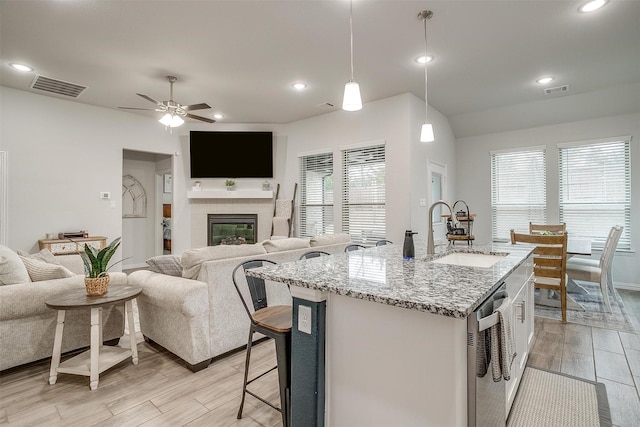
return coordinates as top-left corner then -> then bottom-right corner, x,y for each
423,13 -> 429,122
349,0 -> 354,81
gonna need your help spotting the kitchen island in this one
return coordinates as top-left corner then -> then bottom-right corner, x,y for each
249,242 -> 534,427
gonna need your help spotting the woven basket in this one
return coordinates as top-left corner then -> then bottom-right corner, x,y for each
85,274 -> 110,296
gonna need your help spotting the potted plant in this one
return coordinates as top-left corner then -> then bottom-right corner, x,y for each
80,237 -> 125,296
225,179 -> 236,191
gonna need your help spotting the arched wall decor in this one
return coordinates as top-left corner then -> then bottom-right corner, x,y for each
122,174 -> 147,218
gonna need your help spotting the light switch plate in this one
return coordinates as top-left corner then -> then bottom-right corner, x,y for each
100,192 -> 111,200
298,305 -> 312,334
419,198 -> 427,207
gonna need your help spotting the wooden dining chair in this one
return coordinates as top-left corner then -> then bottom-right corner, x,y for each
529,222 -> 566,235
511,229 -> 569,323
566,226 -> 623,313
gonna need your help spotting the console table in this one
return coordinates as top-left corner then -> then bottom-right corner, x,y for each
46,285 -> 141,390
39,236 -> 107,255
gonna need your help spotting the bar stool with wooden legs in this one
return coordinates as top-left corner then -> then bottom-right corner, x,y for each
232,259 -> 292,427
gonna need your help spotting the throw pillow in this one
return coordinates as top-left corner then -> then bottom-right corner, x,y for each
181,243 -> 267,279
17,248 -> 61,265
310,233 -> 351,247
0,245 -> 31,285
262,237 -> 310,253
18,255 -> 75,282
146,255 -> 183,277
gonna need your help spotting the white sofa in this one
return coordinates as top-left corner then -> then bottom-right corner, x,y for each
128,234 -> 351,371
0,247 -> 126,371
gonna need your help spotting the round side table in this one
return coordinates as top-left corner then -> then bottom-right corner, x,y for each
45,284 -> 142,390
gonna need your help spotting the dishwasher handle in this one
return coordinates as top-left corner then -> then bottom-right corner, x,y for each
476,282 -> 507,332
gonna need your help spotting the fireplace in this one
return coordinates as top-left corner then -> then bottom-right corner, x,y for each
208,214 -> 258,246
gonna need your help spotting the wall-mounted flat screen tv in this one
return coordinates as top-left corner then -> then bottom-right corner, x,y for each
189,131 -> 274,178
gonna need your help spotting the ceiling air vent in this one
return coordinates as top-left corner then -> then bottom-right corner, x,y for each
30,75 -> 87,98
544,85 -> 569,95
315,102 -> 336,110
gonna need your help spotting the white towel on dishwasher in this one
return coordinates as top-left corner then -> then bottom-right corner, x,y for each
490,297 -> 516,382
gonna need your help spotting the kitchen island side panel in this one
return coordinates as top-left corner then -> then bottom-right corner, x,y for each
326,293 -> 468,427
291,297 -> 326,427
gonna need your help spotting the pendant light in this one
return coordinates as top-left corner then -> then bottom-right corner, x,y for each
342,0 -> 362,111
419,10 -> 434,142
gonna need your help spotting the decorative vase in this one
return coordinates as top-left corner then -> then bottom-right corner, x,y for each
226,185 -> 235,191
85,274 -> 110,296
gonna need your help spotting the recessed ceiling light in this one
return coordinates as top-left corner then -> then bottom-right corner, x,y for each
9,63 -> 34,72
291,83 -> 307,90
415,55 -> 434,64
536,76 -> 555,84
578,0 -> 608,13
213,114 -> 223,120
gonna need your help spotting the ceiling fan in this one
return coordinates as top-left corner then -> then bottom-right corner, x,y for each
119,75 -> 215,127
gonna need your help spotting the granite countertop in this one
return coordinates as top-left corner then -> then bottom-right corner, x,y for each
247,242 -> 533,319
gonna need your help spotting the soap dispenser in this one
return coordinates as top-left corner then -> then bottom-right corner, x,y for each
403,230 -> 418,260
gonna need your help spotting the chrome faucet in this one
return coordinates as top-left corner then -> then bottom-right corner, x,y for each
427,200 -> 453,255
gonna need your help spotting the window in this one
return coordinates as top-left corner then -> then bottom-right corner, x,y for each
490,147 -> 546,241
342,144 -> 385,243
559,138 -> 631,250
299,152 -> 334,237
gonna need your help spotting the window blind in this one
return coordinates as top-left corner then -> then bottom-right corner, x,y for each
342,144 -> 385,243
559,138 -> 631,250
299,152 -> 334,237
490,147 -> 546,241
342,145 -> 386,243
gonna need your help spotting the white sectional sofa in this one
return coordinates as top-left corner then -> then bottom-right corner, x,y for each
0,247 -> 126,371
128,234 -> 351,371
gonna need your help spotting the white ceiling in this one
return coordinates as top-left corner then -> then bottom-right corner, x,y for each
1,0 -> 639,137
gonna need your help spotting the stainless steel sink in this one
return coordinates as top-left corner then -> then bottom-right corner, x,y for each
430,252 -> 507,268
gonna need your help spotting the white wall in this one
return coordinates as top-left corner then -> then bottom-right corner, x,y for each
456,113 -> 640,286
283,93 -> 457,244
0,86 -> 179,266
409,95 -> 457,241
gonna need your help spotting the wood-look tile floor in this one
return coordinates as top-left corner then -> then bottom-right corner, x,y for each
0,338 -> 283,427
1,290 -> 639,426
528,289 -> 640,427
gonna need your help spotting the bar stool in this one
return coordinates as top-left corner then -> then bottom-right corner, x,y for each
232,259 -> 292,427
344,244 -> 367,252
299,250 -> 330,260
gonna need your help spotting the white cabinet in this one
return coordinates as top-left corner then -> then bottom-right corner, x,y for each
504,254 -> 534,413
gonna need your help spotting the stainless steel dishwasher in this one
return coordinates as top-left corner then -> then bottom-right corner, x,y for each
467,282 -> 510,427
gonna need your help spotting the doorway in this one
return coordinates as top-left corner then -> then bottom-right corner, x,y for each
122,149 -> 173,270
427,161 -> 448,243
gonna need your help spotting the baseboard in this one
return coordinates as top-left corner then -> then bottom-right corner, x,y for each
614,282 -> 640,291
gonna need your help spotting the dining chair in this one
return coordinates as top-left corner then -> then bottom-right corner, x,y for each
566,226 -> 623,313
232,259 -> 291,427
511,230 -> 569,323
299,250 -> 330,260
529,222 -> 566,235
375,239 -> 393,246
344,244 -> 367,252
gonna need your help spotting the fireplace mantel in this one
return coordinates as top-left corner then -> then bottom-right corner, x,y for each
187,190 -> 273,199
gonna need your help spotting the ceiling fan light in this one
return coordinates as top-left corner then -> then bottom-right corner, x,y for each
342,81 -> 362,111
170,115 -> 184,127
420,123 -> 435,142
159,113 -> 184,127
159,113 -> 173,126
